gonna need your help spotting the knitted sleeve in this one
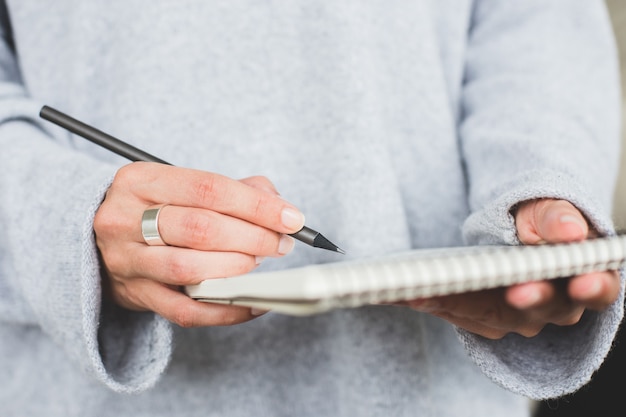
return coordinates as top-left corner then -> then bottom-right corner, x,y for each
458,0 -> 624,399
0,2 -> 172,393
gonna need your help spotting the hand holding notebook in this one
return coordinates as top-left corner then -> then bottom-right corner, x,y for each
411,199 -> 621,339
186,199 -> 622,339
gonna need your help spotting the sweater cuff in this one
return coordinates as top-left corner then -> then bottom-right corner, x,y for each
457,295 -> 623,400
463,168 -> 616,245
460,169 -> 625,399
80,174 -> 173,393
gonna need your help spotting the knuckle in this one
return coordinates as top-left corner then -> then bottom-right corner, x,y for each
113,162 -> 143,187
92,206 -> 109,233
192,175 -> 221,207
93,203 -> 120,236
93,202 -> 136,243
165,254 -> 197,285
252,231 -> 276,254
113,163 -> 133,183
248,193 -> 272,221
482,330 -> 508,340
554,310 -> 584,327
246,190 -> 274,222
516,324 -> 545,338
181,212 -> 214,247
253,197 -> 265,218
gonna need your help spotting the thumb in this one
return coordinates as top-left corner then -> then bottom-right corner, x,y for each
515,199 -> 589,245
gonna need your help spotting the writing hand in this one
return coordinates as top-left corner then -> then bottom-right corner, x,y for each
408,199 -> 620,339
94,162 -> 305,327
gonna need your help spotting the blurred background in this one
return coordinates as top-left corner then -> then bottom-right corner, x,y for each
534,2 -> 625,416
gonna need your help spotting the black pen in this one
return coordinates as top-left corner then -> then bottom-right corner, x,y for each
39,105 -> 345,254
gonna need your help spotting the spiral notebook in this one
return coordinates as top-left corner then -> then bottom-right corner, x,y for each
184,235 -> 626,316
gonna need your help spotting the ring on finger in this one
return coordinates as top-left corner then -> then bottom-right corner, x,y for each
142,204 -> 169,246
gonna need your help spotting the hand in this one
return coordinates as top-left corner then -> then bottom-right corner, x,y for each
94,162 -> 306,327
408,199 -> 621,339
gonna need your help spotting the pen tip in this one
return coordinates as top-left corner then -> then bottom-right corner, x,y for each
313,233 -> 345,254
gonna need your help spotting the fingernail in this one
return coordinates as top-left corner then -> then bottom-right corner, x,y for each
560,214 -> 587,232
255,256 -> 265,265
281,207 -> 305,231
278,235 -> 295,255
251,308 -> 268,316
515,287 -> 542,309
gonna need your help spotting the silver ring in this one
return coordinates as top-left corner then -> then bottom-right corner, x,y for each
141,204 -> 169,246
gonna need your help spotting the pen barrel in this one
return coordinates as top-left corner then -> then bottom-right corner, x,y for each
39,106 -> 171,165
290,226 -> 318,246
39,105 -> 342,253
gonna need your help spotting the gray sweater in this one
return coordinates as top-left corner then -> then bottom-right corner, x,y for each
0,1 -> 623,416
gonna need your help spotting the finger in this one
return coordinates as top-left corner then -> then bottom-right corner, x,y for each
413,285 -> 579,335
152,205 -> 295,256
239,175 -> 280,196
123,279 -> 257,327
516,199 -> 589,244
505,279 -> 586,327
409,289 -> 528,331
410,296 -> 544,339
505,280 -> 556,309
428,310 -> 511,340
568,271 -> 621,310
106,245 -> 260,286
116,162 -> 305,234
534,200 -> 588,242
